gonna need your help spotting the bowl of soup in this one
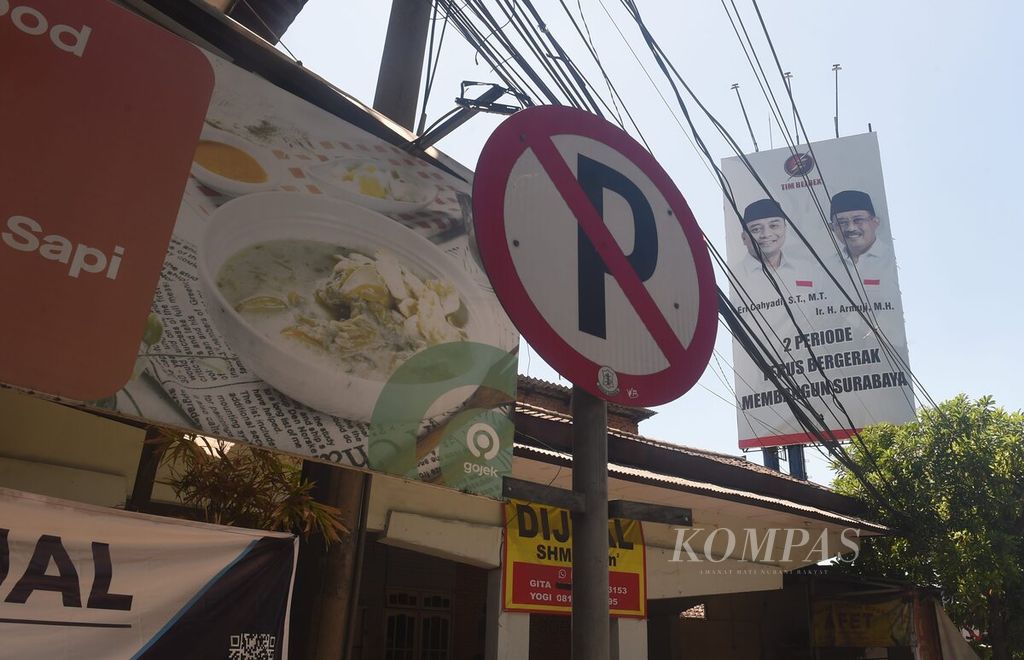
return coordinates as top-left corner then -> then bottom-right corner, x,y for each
191,125 -> 283,196
198,192 -> 503,421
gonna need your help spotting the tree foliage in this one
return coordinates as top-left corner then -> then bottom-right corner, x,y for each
154,432 -> 347,545
832,395 -> 1024,659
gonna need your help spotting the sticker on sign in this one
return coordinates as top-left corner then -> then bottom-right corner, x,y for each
473,106 -> 716,406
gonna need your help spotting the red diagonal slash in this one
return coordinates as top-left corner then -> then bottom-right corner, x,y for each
525,134 -> 686,365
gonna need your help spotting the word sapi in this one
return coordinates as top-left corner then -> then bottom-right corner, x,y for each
0,531 -> 134,610
3,215 -> 126,280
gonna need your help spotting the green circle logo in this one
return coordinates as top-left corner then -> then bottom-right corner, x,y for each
368,342 -> 517,498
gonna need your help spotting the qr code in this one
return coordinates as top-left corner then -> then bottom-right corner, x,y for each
228,633 -> 277,660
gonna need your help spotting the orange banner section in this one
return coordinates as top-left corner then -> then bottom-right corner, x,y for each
0,0 -> 213,400
812,598 -> 914,647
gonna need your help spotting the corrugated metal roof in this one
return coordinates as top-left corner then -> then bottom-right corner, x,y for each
514,442 -> 888,533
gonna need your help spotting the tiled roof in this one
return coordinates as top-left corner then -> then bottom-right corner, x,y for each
514,441 -> 887,532
679,604 -> 706,619
517,375 -> 657,422
515,401 -> 832,492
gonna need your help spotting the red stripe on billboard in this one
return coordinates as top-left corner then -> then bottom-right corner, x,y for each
739,428 -> 861,449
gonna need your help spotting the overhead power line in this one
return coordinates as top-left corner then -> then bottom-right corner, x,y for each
605,0 -> 911,514
747,0 -> 940,410
439,0 -> 917,520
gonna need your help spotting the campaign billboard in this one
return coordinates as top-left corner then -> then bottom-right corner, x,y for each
0,0 -> 518,497
721,133 -> 915,449
0,487 -> 297,659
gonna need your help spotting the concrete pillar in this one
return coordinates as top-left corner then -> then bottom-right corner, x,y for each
485,569 -> 530,660
611,617 -> 648,660
570,386 -> 610,660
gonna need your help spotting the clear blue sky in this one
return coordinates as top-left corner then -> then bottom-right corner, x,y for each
281,1 -> 1023,484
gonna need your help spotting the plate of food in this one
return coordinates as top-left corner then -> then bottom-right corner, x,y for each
306,158 -> 435,214
190,125 -> 283,196
198,192 -> 503,421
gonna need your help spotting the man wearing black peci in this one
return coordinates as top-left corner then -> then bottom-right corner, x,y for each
737,198 -> 809,292
827,189 -> 899,289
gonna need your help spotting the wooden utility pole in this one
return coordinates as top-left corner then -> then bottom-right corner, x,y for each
291,465 -> 371,660
293,3 -> 431,659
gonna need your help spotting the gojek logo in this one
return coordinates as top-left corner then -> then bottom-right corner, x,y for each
466,422 -> 502,461
368,342 -> 517,498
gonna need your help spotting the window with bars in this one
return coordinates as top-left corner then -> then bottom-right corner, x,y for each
384,589 -> 452,660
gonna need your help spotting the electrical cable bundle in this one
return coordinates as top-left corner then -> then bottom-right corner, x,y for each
432,0 -> 926,522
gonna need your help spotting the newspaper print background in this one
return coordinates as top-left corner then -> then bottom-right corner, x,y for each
103,52 -> 518,479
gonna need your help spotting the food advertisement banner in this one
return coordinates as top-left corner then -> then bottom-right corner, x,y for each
0,487 -> 297,659
812,598 -> 914,648
0,0 -> 519,497
721,134 -> 915,449
502,499 -> 646,617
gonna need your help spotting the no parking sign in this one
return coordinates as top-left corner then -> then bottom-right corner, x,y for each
473,106 -> 717,407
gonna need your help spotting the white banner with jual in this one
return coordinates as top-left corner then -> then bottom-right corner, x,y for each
721,133 -> 915,449
0,488 -> 297,659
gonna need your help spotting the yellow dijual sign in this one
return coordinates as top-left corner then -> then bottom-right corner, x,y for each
502,499 -> 646,617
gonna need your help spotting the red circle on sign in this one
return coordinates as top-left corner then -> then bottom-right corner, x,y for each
473,106 -> 717,406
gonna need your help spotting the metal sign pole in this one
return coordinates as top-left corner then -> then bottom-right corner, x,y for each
571,385 -> 610,660
473,106 -> 717,656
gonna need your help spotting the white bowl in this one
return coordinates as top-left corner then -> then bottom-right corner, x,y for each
191,125 -> 284,196
198,192 -> 501,421
306,157 -> 435,214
